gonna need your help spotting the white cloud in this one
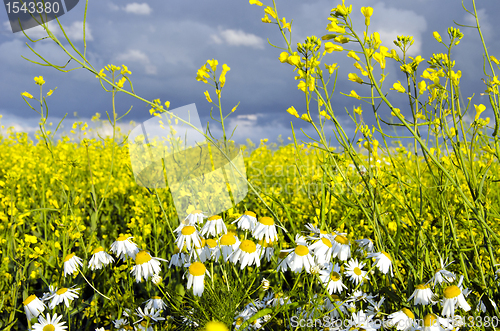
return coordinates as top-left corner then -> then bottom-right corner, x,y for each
115,49 -> 157,75
6,20 -> 93,41
123,3 -> 152,15
211,28 -> 265,49
370,3 -> 427,56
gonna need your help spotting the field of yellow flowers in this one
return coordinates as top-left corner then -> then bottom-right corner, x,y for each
2,0 -> 500,330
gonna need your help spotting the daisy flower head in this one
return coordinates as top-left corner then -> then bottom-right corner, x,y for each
217,233 -> 240,261
23,294 -> 46,320
319,262 -> 347,294
344,258 -> 367,285
332,233 -> 351,261
422,313 -> 451,331
259,238 -> 276,262
32,313 -> 67,331
183,209 -> 206,225
152,274 -> 162,286
309,234 -> 335,266
169,248 -> 189,267
252,217 -> 279,243
408,283 -> 436,306
367,251 -> 393,276
385,308 -> 417,331
441,278 -> 470,318
47,286 -> 80,309
355,238 -> 375,253
261,278 -> 270,291
134,306 -> 165,324
175,225 -> 202,251
201,215 -> 227,237
191,238 -> 212,262
62,253 -> 83,277
131,251 -> 167,283
430,258 -> 456,287
88,247 -> 115,271
304,223 -> 327,238
232,211 -> 258,231
283,242 -> 315,273
113,318 -> 130,331
229,239 -> 262,269
110,235 -> 140,261
186,261 -> 209,297
144,296 -> 167,311
324,294 -> 347,319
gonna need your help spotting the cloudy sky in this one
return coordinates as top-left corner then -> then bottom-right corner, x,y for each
0,0 -> 498,146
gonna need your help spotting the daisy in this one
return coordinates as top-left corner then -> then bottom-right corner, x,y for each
346,290 -> 377,305
144,296 -> 167,311
309,235 -> 335,266
319,262 -> 347,294
134,306 -> 165,324
430,258 -> 456,287
408,283 -> 436,306
41,285 -> 56,302
23,294 -> 45,320
261,278 -> 270,291
344,258 -> 367,285
332,234 -> 351,261
32,313 -> 67,331
232,211 -> 258,231
252,217 -> 279,243
183,209 -> 206,225
441,278 -> 470,318
191,238 -> 212,262
62,253 -> 83,277
367,251 -> 393,276
216,233 -> 240,261
229,239 -> 261,269
355,238 -> 375,253
204,238 -> 218,260
88,247 -> 114,271
366,297 -> 385,318
110,235 -> 140,261
304,223 -> 329,239
422,313 -> 451,331
152,274 -> 162,285
46,286 -> 80,309
169,249 -> 188,267
131,251 -> 167,283
259,239 -> 276,262
113,318 -> 131,331
385,308 -> 417,331
175,225 -> 202,251
281,242 -> 315,273
186,261 -> 209,297
200,215 -> 227,237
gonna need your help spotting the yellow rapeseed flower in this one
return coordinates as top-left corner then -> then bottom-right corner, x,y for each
34,76 -> 45,86
249,0 -> 263,6
324,42 -> 343,54
348,73 -> 363,84
264,6 -> 277,19
390,81 -> 406,93
360,7 -> 373,26
474,104 -> 486,121
204,91 -> 212,103
21,92 -> 33,99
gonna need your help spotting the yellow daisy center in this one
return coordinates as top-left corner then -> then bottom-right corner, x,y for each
424,314 -> 438,327
191,210 -> 203,214
117,235 -> 129,241
189,262 -> 206,276
321,237 -> 333,248
240,240 -> 257,253
402,308 -> 415,319
330,272 -> 341,281
220,234 -> 236,246
382,251 -> 392,261
208,215 -> 221,221
23,294 -> 36,306
63,253 -> 75,262
56,288 -> 68,295
92,247 -> 104,255
206,239 -> 217,248
416,283 -> 430,290
205,321 -> 228,331
181,226 -> 196,236
43,325 -> 55,331
244,211 -> 256,217
135,251 -> 152,265
259,217 -> 274,226
295,245 -> 309,256
335,235 -> 349,245
354,267 -> 362,276
443,285 -> 461,299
